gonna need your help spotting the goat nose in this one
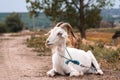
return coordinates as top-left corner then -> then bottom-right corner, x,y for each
45,40 -> 50,47
46,40 -> 49,44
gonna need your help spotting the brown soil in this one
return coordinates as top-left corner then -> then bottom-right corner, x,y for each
0,33 -> 120,80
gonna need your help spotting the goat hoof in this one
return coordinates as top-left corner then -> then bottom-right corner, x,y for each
96,70 -> 104,75
79,71 -> 84,76
70,71 -> 80,77
47,70 -> 55,77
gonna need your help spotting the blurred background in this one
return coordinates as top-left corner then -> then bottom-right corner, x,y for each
0,0 -> 120,77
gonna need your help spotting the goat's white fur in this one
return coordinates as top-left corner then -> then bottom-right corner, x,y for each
46,26 -> 103,77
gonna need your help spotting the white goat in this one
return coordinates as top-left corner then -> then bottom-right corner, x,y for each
45,23 -> 103,77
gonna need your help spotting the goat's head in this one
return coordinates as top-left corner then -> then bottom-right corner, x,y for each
56,22 -> 77,39
45,22 -> 77,48
45,27 -> 68,47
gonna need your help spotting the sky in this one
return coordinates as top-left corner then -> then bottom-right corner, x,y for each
0,0 -> 28,12
0,0 -> 120,13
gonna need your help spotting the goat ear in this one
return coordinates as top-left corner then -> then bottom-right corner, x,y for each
62,32 -> 68,38
44,31 -> 51,36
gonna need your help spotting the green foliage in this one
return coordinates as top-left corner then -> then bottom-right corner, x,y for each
0,13 -> 51,28
103,50 -> 119,63
85,7 -> 102,28
5,13 -> 24,32
26,0 -> 116,38
0,22 -> 8,33
80,43 -> 119,63
44,0 -> 63,22
59,5 -> 80,28
26,0 -> 41,18
79,43 -> 120,70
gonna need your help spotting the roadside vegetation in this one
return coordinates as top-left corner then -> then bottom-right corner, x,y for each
26,28 -> 120,71
87,27 -> 120,46
80,44 -> 120,70
26,30 -> 51,56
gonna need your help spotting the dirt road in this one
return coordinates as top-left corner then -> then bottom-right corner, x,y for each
0,34 -> 120,80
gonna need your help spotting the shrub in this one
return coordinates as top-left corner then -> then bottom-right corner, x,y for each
0,22 -> 8,33
5,13 -> 24,32
26,35 -> 51,56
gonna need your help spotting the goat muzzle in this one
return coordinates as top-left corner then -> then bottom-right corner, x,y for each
45,40 -> 53,47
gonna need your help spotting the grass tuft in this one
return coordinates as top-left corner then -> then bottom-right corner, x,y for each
26,35 -> 51,56
79,43 -> 120,70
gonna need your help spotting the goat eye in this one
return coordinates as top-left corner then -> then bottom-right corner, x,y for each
57,32 -> 62,36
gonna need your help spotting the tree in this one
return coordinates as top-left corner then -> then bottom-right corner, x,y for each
5,13 -> 24,32
62,0 -> 115,38
26,0 -> 41,30
85,7 -> 102,28
26,0 -> 116,39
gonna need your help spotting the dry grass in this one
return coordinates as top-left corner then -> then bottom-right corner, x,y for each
86,27 -> 120,46
87,32 -> 113,44
26,28 -> 120,71
79,43 -> 120,71
82,29 -> 120,71
26,30 -> 51,56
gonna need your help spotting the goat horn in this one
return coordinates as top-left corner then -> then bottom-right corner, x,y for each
55,22 -> 64,27
58,23 -> 77,39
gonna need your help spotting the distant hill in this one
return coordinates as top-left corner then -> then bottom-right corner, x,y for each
0,12 -> 52,29
0,8 -> 120,29
101,8 -> 120,22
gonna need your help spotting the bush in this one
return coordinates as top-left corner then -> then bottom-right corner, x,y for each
0,22 -> 8,33
5,13 -> 24,32
26,35 -> 51,56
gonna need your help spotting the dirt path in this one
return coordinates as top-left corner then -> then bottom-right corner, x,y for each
0,34 -> 120,80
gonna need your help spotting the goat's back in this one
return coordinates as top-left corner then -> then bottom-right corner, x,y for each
65,47 -> 92,70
